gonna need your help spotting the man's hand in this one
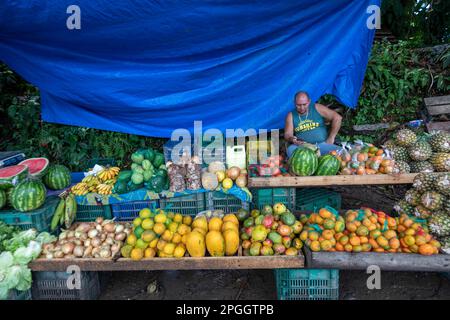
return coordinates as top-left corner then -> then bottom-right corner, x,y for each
293,138 -> 305,146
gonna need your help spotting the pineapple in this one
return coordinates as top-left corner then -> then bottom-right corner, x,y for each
392,161 -> 410,174
404,189 -> 422,206
409,161 -> 434,173
428,211 -> 450,237
383,139 -> 397,150
408,141 -> 432,161
393,200 -> 414,215
394,129 -> 417,147
430,153 -> 450,172
414,205 -> 433,219
439,236 -> 450,254
435,173 -> 450,197
413,173 -> 436,192
390,146 -> 410,162
444,197 -> 450,213
429,131 -> 450,153
420,191 -> 443,211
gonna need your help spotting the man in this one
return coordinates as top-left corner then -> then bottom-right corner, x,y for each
285,91 -> 342,158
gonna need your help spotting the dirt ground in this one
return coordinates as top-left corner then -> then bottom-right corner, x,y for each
99,186 -> 450,300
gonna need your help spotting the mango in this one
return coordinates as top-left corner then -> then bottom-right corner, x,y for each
249,242 -> 262,256
260,245 -> 274,256
205,231 -> 225,256
268,231 -> 282,244
223,229 -> 239,256
186,230 -> 206,257
252,225 -> 268,242
254,215 -> 264,225
285,247 -> 298,256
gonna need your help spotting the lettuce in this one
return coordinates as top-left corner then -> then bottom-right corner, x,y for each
13,241 -> 42,265
2,229 -> 37,252
35,232 -> 57,245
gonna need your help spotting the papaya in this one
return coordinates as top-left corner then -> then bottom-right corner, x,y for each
223,229 -> 239,256
186,230 -> 206,257
205,231 -> 225,257
192,216 -> 208,232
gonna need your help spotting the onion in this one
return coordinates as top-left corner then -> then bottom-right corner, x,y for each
76,223 -> 91,233
91,237 -> 102,248
59,232 -> 68,240
64,254 -> 75,259
115,232 -> 127,242
84,239 -> 91,247
54,251 -> 64,259
74,231 -> 83,239
83,246 -> 93,258
111,244 -> 120,254
96,224 -> 103,232
124,228 -> 131,236
67,231 -> 75,238
115,224 -> 124,234
100,233 -> 107,242
95,217 -> 104,225
101,219 -> 115,227
94,253 -> 100,259
80,233 -> 88,241
46,253 -> 54,259
73,246 -> 84,257
103,223 -> 116,233
42,243 -> 54,254
107,232 -> 115,239
73,239 -> 82,246
92,247 -> 100,256
62,242 -> 75,255
105,237 -> 115,246
99,249 -> 111,258
226,166 -> 241,180
88,229 -> 99,239
101,244 -> 111,252
54,245 -> 62,252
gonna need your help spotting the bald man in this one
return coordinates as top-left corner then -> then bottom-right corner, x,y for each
285,91 -> 342,158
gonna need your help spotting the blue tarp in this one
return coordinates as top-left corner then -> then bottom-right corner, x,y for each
0,0 -> 379,137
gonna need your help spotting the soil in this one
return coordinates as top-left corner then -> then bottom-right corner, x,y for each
98,186 -> 450,300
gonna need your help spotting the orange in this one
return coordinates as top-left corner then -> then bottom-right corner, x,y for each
144,248 -> 156,258
405,228 -> 416,236
322,230 -> 334,240
172,233 -> 182,244
389,238 -> 400,250
130,248 -> 144,261
349,237 -> 361,246
403,219 -> 414,228
352,245 -> 363,252
410,244 -> 419,253
397,225 -> 406,233
320,240 -> 333,251
362,244 -> 372,252
370,230 -> 381,239
374,248 -> 385,253
344,244 -> 353,252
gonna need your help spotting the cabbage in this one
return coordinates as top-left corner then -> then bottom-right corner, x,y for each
13,241 -> 42,265
2,229 -> 37,252
35,232 -> 57,245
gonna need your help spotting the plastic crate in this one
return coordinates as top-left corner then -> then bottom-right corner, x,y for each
32,271 -> 101,300
0,196 -> 60,232
111,200 -> 159,221
160,193 -> 205,216
206,191 -> 249,213
295,188 -> 342,212
275,269 -> 339,300
7,289 -> 32,300
251,188 -> 295,211
76,204 -> 113,222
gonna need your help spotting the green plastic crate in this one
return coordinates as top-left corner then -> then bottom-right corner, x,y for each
7,289 -> 32,300
275,269 -> 339,300
251,188 -> 295,210
111,200 -> 159,221
206,191 -> 249,213
160,193 -> 205,216
295,188 -> 341,212
0,196 -> 60,232
76,204 -> 113,222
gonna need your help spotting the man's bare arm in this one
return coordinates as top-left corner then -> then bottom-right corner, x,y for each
316,104 -> 342,144
284,112 -> 297,144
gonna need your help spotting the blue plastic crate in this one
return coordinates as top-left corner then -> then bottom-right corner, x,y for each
111,200 -> 159,221
32,271 -> 101,300
275,269 -> 339,300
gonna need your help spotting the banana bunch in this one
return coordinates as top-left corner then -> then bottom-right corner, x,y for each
50,195 -> 77,231
98,167 -> 120,182
97,183 -> 114,195
82,174 -> 102,187
71,182 -> 90,196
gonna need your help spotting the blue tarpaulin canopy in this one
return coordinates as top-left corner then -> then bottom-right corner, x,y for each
0,0 -> 379,137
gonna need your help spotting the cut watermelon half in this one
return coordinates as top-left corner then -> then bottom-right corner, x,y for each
19,157 -> 49,178
0,165 -> 29,190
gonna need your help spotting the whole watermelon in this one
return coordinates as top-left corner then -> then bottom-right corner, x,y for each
43,165 -> 71,190
315,154 -> 340,176
11,180 -> 47,212
289,147 -> 318,176
0,189 -> 6,209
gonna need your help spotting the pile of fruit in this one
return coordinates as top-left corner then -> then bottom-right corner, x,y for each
248,155 -> 289,178
201,161 -> 247,190
332,143 -> 394,175
121,208 -> 240,259
71,166 -> 120,196
299,207 -> 441,255
0,158 -> 71,212
240,204 -> 303,256
395,172 -> 450,253
384,129 -> 450,173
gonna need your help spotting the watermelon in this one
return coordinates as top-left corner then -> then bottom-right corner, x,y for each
289,147 -> 318,176
43,165 -> 71,190
0,165 -> 29,190
0,189 -> 6,209
155,168 -> 168,178
11,179 -> 47,212
315,154 -> 340,176
18,157 -> 49,178
152,153 -> 165,168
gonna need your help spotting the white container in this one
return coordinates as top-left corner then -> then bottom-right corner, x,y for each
226,145 -> 246,169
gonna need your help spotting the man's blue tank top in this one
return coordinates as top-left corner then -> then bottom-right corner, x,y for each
292,102 -> 328,144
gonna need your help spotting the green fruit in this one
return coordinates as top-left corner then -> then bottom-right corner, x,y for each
152,153 -> 165,168
131,172 -> 144,185
148,175 -> 165,193
133,166 -> 144,175
131,163 -> 139,171
144,149 -> 155,162
131,152 -> 145,164
315,154 -> 340,176
289,147 -> 318,176
281,212 -> 296,226
0,165 -> 29,190
11,179 -> 47,212
268,231 -> 282,244
135,238 -> 148,249
143,170 -> 153,182
260,245 -> 274,256
261,205 -> 273,216
254,215 -> 264,225
113,180 -> 128,194
429,131 -> 450,153
251,225 -> 268,242
155,169 -> 168,178
134,226 -> 145,238
117,170 -> 132,182
240,232 -> 250,241
0,190 -> 6,209
243,217 -> 254,228
51,198 -> 66,231
394,129 -> 417,147
249,242 -> 262,256
237,208 -> 249,221
43,165 -> 71,190
142,160 -> 153,171
408,141 -> 432,161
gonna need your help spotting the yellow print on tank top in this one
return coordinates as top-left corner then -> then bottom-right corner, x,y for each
295,119 -> 319,133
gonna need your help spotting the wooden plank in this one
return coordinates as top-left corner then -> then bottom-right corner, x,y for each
424,95 -> 450,107
427,105 -> 450,116
305,249 -> 450,272
29,255 -> 304,271
353,123 -> 390,132
248,173 -> 419,188
427,121 -> 450,132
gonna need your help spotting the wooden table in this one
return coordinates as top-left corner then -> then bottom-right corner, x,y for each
304,248 -> 450,272
248,173 -> 419,188
29,255 -> 304,272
